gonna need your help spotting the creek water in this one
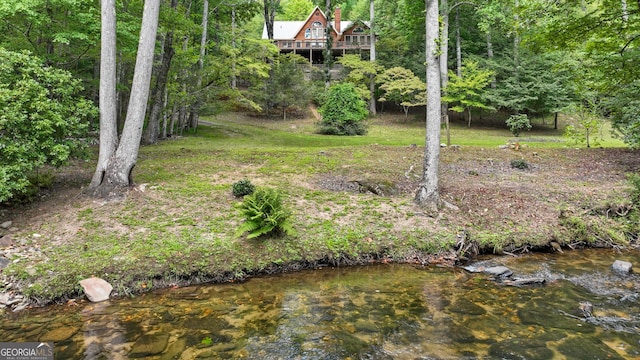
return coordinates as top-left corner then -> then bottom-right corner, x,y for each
1,249 -> 639,359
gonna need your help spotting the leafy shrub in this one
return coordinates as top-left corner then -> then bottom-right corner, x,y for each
510,159 -> 529,170
236,187 -> 294,239
505,114 -> 532,137
0,48 -> 97,203
317,83 -> 368,136
232,179 -> 255,197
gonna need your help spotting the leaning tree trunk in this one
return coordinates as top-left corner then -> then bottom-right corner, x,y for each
91,0 -> 161,197
90,0 -> 118,188
91,0 -> 118,188
415,0 -> 442,211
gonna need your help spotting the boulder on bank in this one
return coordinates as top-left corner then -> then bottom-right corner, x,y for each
79,277 -> 113,302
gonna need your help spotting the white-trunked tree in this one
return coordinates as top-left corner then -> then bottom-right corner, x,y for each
414,0 -> 441,212
90,0 -> 161,198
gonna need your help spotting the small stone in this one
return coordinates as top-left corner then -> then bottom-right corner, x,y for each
0,221 -> 12,229
79,277 -> 113,302
612,260 -> 632,274
0,293 -> 9,305
25,266 -> 37,276
0,234 -> 13,247
129,333 -> 169,357
0,257 -> 9,269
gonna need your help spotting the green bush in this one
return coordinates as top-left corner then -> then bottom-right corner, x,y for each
317,83 -> 368,136
232,179 -> 256,197
505,114 -> 532,137
510,159 -> 529,170
0,48 -> 97,203
235,187 -> 294,239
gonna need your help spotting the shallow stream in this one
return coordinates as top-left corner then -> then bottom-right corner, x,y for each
2,249 -> 639,359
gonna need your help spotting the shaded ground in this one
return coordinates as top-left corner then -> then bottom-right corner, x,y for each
0,116 -> 639,309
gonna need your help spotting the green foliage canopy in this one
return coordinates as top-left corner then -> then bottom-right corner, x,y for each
337,54 -> 384,101
279,0 -> 314,20
0,48 -> 97,203
443,60 -> 495,126
377,66 -> 426,119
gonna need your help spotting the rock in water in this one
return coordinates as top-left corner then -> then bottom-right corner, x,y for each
79,277 -> 113,302
612,260 -> 632,274
483,266 -> 513,278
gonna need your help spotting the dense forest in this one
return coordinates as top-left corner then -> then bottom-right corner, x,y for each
1,0 -> 639,202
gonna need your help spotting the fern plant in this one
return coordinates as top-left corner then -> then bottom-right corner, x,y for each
235,187 -> 294,239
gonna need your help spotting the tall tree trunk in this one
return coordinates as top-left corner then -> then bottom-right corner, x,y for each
621,0 -> 628,21
190,0 -> 208,129
91,0 -> 161,196
263,0 -> 280,40
440,0 -> 450,146
455,7 -> 462,77
324,0 -> 334,87
161,86 -> 168,139
231,4 -> 237,89
369,0 -> 376,115
144,0 -> 178,145
415,0 -> 441,211
116,51 -> 127,132
513,0 -> 520,81
144,28 -> 175,144
486,31 -> 496,88
91,0 -> 118,188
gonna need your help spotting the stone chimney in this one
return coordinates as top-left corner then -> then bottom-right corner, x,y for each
334,7 -> 341,34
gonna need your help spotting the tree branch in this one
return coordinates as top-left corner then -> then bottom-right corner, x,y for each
620,33 -> 640,55
448,1 -> 476,14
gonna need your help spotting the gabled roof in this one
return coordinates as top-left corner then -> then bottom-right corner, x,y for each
261,6 -> 370,40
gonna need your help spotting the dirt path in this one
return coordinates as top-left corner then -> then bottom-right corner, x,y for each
309,104 -> 321,120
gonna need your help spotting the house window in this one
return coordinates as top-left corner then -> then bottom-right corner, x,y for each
345,35 -> 351,43
311,21 -> 325,39
305,29 -> 311,39
353,27 -> 364,33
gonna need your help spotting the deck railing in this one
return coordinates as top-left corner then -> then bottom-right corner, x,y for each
277,40 -> 372,50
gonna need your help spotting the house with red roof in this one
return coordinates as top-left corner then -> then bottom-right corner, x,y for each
261,6 -> 374,64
